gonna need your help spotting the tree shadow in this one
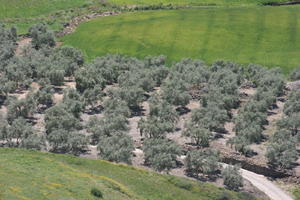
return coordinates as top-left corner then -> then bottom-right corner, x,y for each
185,169 -> 221,182
85,105 -> 103,115
53,87 -> 64,94
131,107 -> 146,117
176,106 -> 191,115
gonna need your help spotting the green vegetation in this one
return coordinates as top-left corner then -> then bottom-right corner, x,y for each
62,7 -> 300,72
110,0 -> 290,6
0,0 -> 91,19
0,24 -> 297,199
294,187 -> 300,200
0,148 -> 249,200
0,0 -> 108,34
222,165 -> 244,191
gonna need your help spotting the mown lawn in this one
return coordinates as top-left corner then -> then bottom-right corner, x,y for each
0,148 -> 252,200
62,6 -> 300,73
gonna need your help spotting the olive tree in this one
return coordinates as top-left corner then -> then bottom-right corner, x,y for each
191,104 -> 229,132
182,124 -> 211,147
277,113 -> 300,137
56,46 -> 84,76
81,85 -> 103,110
108,87 -> 145,112
0,25 -> 17,68
97,133 -> 134,164
185,149 -> 220,176
222,165 -> 243,191
161,74 -> 191,107
284,90 -> 300,116
47,129 -> 87,155
75,66 -> 106,93
289,66 -> 300,81
87,114 -> 129,143
102,98 -> 131,118
143,138 -> 181,172
6,96 -> 37,123
138,97 -> 178,138
118,69 -> 156,92
30,85 -> 54,108
62,88 -> 84,118
0,117 -> 29,146
29,23 -> 55,49
172,59 -> 210,85
266,137 -> 297,169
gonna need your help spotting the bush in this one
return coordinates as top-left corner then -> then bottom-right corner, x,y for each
29,23 -> 55,49
185,149 -> 220,176
289,66 -> 300,81
167,177 -> 192,190
182,123 -> 211,147
97,133 -> 134,164
237,192 -> 256,200
266,138 -> 297,169
222,165 -> 243,191
161,74 -> 191,107
217,192 -> 232,200
143,138 -> 181,172
91,188 -> 103,198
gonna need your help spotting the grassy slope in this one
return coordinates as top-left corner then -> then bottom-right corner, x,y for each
0,148 -> 251,200
62,7 -> 300,73
0,0 -> 92,19
0,0 -> 96,34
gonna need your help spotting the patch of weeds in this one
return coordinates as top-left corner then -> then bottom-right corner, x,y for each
217,191 -> 232,200
237,192 -> 256,200
167,177 -> 193,191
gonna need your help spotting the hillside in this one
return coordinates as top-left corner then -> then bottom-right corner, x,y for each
0,0 -> 106,34
0,148 -> 254,200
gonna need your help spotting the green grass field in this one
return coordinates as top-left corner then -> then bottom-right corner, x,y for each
62,7 -> 300,73
0,0 -> 101,34
0,0 -> 92,19
0,148 -> 254,200
109,0 -> 288,6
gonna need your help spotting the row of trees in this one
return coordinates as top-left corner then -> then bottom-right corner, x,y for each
228,66 -> 286,156
266,90 -> 300,169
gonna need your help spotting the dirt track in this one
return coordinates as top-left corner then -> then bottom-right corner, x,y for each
240,168 -> 293,200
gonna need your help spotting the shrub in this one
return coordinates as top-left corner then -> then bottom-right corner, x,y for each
91,188 -> 103,198
266,138 -> 297,169
289,67 -> 300,81
185,149 -> 220,176
167,177 -> 192,190
143,138 -> 181,172
29,23 -> 55,49
161,74 -> 191,107
217,192 -> 232,200
97,133 -> 134,164
183,123 -> 211,147
222,165 -> 243,191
